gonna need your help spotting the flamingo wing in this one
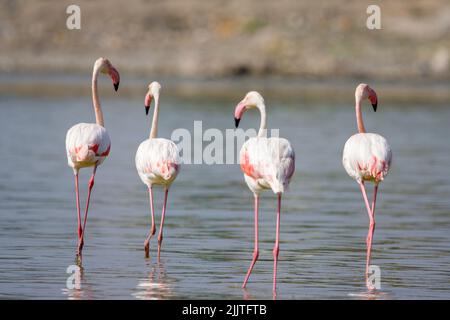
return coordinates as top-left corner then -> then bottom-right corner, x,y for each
66,123 -> 111,170
343,133 -> 392,183
136,138 -> 180,187
272,137 -> 295,190
240,137 -> 295,194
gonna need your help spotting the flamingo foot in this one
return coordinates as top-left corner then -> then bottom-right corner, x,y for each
74,252 -> 83,266
144,240 -> 150,258
144,225 -> 156,258
242,250 -> 259,288
157,234 -> 163,258
77,237 -> 84,256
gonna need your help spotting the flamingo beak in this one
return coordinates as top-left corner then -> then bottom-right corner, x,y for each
372,102 -> 377,112
109,67 -> 120,92
144,92 -> 152,115
234,100 -> 247,128
368,89 -> 378,112
370,95 -> 377,112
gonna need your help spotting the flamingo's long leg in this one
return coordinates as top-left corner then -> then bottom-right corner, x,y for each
359,182 -> 376,286
273,193 -> 281,295
371,184 -> 378,217
157,188 -> 169,259
144,186 -> 156,258
242,194 -> 259,288
78,165 -> 98,255
74,172 -> 82,240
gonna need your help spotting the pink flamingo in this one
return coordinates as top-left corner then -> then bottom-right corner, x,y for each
135,82 -> 180,259
342,83 -> 392,289
65,57 -> 120,256
234,91 -> 295,295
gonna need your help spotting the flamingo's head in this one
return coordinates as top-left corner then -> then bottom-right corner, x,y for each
144,81 -> 162,115
95,57 -> 120,91
234,91 -> 265,128
355,83 -> 378,112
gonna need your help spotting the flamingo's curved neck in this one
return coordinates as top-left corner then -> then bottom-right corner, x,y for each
257,102 -> 267,137
356,100 -> 366,133
150,95 -> 160,139
92,66 -> 104,127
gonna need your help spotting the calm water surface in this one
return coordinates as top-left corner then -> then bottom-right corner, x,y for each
0,92 -> 449,299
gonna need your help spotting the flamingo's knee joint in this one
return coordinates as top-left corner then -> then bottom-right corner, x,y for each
272,246 -> 279,259
88,178 -> 95,189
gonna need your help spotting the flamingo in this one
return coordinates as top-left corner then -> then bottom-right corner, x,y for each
65,57 -> 120,256
342,83 -> 392,289
135,82 -> 180,259
234,91 -> 295,295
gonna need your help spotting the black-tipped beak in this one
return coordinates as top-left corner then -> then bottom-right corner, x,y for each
145,106 -> 150,115
114,82 -> 119,92
234,117 -> 240,128
372,103 -> 377,112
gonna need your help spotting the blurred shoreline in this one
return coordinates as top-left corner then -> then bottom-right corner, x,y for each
0,72 -> 449,105
1,0 -> 449,104
1,0 -> 449,83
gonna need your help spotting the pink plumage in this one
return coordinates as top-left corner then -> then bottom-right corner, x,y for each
136,138 -> 179,185
342,83 -> 392,290
343,133 -> 392,183
135,82 -> 181,259
65,57 -> 120,258
234,91 -> 295,297
66,123 -> 111,169
240,137 -> 295,194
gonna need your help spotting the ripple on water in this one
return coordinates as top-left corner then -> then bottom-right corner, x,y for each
0,98 -> 449,299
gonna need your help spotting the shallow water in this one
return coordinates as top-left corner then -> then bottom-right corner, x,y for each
0,92 -> 449,299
